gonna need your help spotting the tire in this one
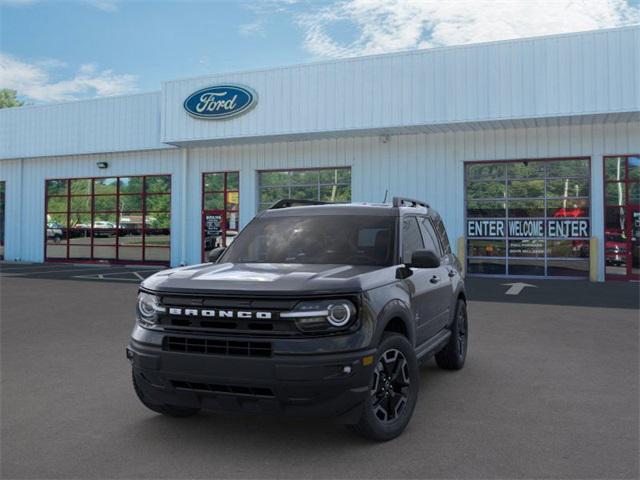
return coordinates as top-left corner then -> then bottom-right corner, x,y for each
349,333 -> 419,441
435,299 -> 468,370
132,370 -> 200,418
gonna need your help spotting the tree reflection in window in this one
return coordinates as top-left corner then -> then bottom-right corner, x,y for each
258,168 -> 351,211
465,158 -> 591,277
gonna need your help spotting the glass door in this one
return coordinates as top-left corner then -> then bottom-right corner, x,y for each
45,176 -> 171,264
202,172 -> 239,261
604,155 -> 639,280
465,158 -> 591,278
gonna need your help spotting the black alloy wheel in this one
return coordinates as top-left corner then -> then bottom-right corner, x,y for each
456,303 -> 468,361
435,299 -> 468,370
371,348 -> 410,423
349,333 -> 419,441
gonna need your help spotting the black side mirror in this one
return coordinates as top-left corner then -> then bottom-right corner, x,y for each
207,247 -> 226,263
407,249 -> 440,269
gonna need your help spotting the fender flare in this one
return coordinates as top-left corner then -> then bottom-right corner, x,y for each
373,299 -> 415,347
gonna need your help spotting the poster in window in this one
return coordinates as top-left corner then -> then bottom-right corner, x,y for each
204,213 -> 223,251
467,219 -> 589,239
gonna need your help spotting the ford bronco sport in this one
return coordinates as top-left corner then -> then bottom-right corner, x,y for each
128,197 -> 468,441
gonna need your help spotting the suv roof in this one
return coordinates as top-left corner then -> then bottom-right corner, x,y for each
260,197 -> 435,218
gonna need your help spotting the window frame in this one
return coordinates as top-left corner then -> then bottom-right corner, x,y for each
201,171 -> 240,260
602,155 -> 640,281
464,157 -> 592,278
257,167 -> 351,211
44,174 -> 171,265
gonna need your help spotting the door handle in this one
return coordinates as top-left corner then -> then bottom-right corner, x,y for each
430,275 -> 440,284
448,269 -> 457,277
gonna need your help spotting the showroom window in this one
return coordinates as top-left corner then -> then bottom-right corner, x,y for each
45,175 -> 171,264
257,167 -> 351,211
603,155 -> 639,280
465,158 -> 591,277
0,181 -> 4,260
202,171 -> 239,260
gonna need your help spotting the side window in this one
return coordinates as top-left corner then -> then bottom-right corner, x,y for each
419,217 -> 441,256
402,217 -> 424,264
434,216 -> 452,254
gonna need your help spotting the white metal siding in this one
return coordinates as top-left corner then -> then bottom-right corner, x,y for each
1,120 -> 638,281
1,27 -> 637,161
0,92 -> 169,160
0,149 -> 184,265
0,159 -> 22,261
162,27 -> 639,145
181,120 -> 638,282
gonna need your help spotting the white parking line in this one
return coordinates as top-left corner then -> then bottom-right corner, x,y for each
72,270 -> 151,282
73,274 -> 138,282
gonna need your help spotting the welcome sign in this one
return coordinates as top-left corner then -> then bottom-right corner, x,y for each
184,84 -> 257,119
467,219 -> 590,238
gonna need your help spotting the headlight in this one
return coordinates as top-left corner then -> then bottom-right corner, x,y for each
136,292 -> 164,327
327,303 -> 352,327
282,299 -> 356,333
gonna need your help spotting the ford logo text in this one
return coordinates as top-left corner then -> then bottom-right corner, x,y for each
183,84 -> 257,120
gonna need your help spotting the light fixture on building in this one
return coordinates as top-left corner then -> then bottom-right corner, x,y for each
96,162 -> 109,169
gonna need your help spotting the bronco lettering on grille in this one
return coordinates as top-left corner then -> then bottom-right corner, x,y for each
167,308 -> 272,320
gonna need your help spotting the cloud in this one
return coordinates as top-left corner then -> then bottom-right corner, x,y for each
298,0 -> 640,58
87,0 -> 119,12
0,53 -> 138,102
243,0 -> 299,15
239,1 -> 301,35
239,19 -> 266,36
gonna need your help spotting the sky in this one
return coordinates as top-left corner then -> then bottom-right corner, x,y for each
1,0 -> 639,104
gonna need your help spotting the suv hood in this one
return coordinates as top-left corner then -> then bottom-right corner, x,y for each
142,262 -> 397,296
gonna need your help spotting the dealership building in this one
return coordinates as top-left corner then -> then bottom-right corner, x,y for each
0,26 -> 638,281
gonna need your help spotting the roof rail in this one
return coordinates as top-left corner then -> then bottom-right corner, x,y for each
392,196 -> 430,209
268,199 -> 331,210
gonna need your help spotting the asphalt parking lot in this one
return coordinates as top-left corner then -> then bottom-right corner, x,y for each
1,263 -> 638,479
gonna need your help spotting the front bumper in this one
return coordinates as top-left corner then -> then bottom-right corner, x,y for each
127,330 -> 376,423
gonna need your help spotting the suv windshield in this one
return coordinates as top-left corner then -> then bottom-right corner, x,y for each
222,215 -> 396,266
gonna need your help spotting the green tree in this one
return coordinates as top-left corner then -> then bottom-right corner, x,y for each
0,89 -> 24,109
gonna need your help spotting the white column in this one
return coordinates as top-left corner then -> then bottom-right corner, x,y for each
18,158 -> 25,262
239,168 -> 256,229
591,155 -> 605,282
180,148 -> 188,266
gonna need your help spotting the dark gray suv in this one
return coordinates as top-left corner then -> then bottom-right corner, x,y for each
128,197 -> 468,441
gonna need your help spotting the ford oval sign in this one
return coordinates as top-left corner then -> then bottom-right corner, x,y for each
183,84 -> 257,120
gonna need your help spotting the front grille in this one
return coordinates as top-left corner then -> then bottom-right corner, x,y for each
153,293 -> 360,338
171,380 -> 274,398
164,336 -> 272,357
157,295 -> 300,336
162,317 -> 289,333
